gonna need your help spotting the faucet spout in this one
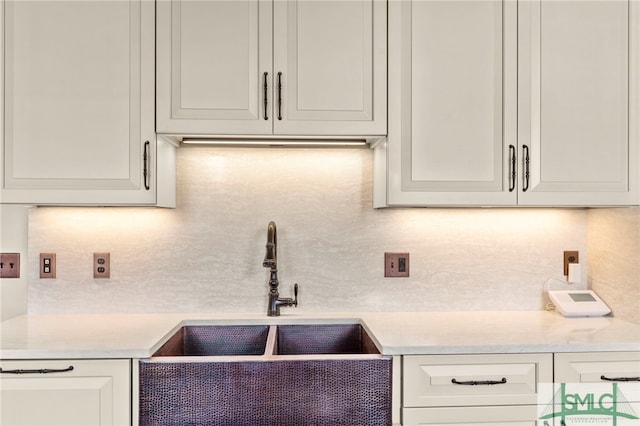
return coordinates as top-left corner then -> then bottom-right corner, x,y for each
263,221 -> 277,268
262,221 -> 299,316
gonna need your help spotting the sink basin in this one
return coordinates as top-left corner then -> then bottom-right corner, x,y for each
153,325 -> 269,356
139,323 -> 391,426
275,323 -> 379,355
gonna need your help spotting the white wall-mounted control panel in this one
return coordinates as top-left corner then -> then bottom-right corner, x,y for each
548,290 -> 611,317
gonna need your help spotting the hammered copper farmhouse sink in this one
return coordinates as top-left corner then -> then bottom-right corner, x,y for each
139,323 -> 392,426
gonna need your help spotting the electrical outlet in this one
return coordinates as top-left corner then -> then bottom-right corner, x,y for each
0,253 -> 20,278
385,252 -> 410,277
40,253 -> 56,279
563,250 -> 579,276
93,253 -> 110,279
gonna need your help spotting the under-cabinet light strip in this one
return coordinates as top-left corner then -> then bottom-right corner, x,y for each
181,139 -> 368,147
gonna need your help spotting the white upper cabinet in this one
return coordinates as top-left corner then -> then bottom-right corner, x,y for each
518,0 -> 639,206
272,0 -> 386,136
156,0 -> 273,135
381,0 -> 518,206
1,0 -> 174,206
377,0 -> 639,207
157,0 -> 386,137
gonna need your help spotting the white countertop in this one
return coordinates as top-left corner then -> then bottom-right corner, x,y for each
1,311 -> 638,359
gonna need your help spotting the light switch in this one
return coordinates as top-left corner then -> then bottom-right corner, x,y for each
40,253 -> 56,279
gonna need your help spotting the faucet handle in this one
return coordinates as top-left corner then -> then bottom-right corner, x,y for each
293,283 -> 299,307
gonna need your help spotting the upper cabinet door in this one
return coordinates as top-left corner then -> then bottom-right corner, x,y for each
384,0 -> 517,206
272,0 -> 386,136
1,0 -> 159,205
156,0 -> 273,135
158,0 -> 385,137
518,0 -> 640,206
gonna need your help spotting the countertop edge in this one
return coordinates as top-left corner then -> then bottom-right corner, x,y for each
1,311 -> 639,359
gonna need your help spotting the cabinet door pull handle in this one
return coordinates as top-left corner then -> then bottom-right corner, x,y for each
277,72 -> 283,120
508,144 -> 516,192
601,375 -> 640,382
143,141 -> 150,191
522,145 -> 530,192
1,366 -> 74,374
263,72 -> 269,120
451,377 -> 507,385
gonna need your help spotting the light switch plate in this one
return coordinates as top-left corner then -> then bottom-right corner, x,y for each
40,253 -> 56,279
385,252 -> 410,277
0,253 -> 20,278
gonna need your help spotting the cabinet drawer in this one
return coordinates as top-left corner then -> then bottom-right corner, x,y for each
554,352 -> 640,402
0,359 -> 130,426
403,404 -> 541,425
555,352 -> 640,383
404,354 -> 552,407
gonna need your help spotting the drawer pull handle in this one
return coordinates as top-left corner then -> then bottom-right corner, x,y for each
522,145 -> 530,192
143,141 -> 150,191
600,375 -> 640,382
451,377 -> 507,385
508,144 -> 516,192
0,366 -> 74,374
277,72 -> 283,120
263,72 -> 269,120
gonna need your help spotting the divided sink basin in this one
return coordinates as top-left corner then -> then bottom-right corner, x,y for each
151,323 -> 379,357
276,324 -> 380,355
151,325 -> 271,356
139,323 -> 392,426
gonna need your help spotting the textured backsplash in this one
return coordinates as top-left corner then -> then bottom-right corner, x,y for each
28,147 -> 593,314
588,208 -> 640,324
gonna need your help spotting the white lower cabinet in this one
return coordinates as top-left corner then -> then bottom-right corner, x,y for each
550,352 -> 640,426
2,352 -> 636,426
401,352 -> 640,426
403,405 -> 542,425
402,354 -> 553,426
0,359 -> 130,426
554,352 -> 640,385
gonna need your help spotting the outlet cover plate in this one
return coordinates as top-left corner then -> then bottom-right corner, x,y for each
0,253 -> 20,278
563,250 -> 579,276
40,253 -> 56,279
93,252 -> 110,279
385,252 -> 410,277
